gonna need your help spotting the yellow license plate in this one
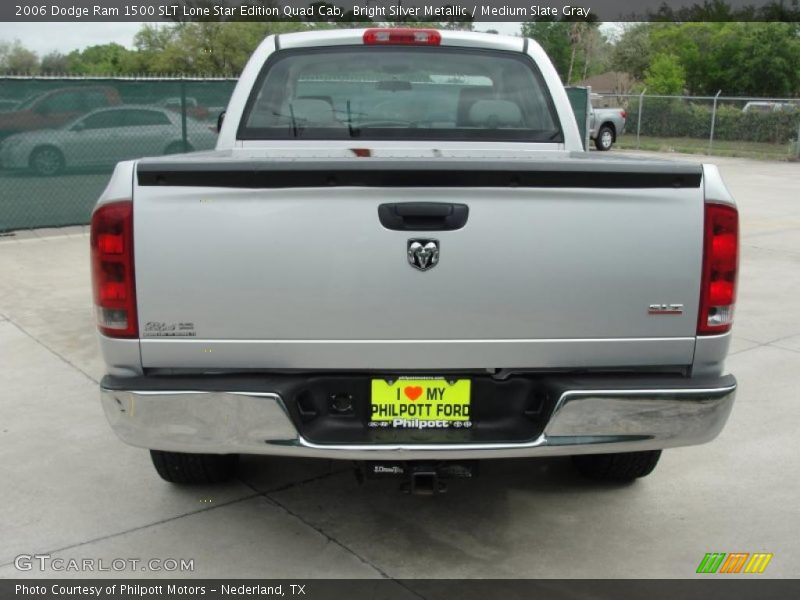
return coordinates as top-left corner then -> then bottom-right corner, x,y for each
370,378 -> 471,428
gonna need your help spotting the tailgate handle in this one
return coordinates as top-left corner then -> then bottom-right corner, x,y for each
378,203 -> 469,231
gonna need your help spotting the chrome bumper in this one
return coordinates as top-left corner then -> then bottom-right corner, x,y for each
100,375 -> 736,460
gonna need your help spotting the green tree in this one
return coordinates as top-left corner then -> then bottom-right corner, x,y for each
711,23 -> 800,96
580,25 -> 610,80
522,20 -> 607,84
521,21 -> 575,82
611,23 -> 652,81
40,51 -> 69,75
0,40 -> 39,74
134,21 -> 310,75
65,43 -> 134,75
131,24 -> 178,73
610,22 -> 800,97
643,53 -> 685,94
650,22 -> 800,96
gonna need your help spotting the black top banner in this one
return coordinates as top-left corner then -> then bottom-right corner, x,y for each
3,0 -> 800,22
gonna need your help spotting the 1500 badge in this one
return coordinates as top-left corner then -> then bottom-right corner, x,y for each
648,303 -> 684,315
143,321 -> 197,337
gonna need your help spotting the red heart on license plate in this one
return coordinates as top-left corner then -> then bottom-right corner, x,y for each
404,386 -> 423,401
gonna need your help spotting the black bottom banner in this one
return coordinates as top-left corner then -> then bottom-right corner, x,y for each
4,579 -> 800,600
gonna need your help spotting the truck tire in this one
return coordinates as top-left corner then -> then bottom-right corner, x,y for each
150,450 -> 238,484
594,124 -> 615,151
571,450 -> 661,481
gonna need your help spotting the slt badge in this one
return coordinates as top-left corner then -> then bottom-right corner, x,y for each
407,239 -> 440,271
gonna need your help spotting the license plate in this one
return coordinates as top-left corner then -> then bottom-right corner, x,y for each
370,378 -> 472,429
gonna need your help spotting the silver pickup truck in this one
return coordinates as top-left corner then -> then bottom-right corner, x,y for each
589,103 -> 627,151
93,29 -> 738,493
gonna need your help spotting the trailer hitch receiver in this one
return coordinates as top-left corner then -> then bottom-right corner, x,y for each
355,461 -> 477,495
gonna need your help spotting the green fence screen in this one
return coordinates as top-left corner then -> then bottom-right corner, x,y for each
1,77 -> 594,232
0,77 -> 236,232
564,86 -> 590,150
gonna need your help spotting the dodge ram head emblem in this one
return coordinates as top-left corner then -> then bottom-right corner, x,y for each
407,239 -> 440,271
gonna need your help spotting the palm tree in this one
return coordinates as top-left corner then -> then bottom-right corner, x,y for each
566,22 -> 583,84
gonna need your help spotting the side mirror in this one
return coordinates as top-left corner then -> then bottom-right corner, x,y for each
216,111 -> 226,133
72,121 -> 86,132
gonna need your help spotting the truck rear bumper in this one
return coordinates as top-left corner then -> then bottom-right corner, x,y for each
100,374 -> 736,460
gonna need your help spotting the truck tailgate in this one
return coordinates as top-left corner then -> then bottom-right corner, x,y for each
133,158 -> 703,371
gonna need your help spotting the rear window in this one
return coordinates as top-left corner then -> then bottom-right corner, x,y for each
239,47 -> 562,142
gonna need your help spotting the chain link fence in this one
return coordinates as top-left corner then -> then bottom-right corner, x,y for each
1,77 -> 799,233
594,92 -> 800,160
0,76 -> 236,232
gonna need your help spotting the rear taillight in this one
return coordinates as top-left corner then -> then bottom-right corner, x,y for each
620,110 -> 627,119
363,28 -> 442,46
90,200 -> 137,338
698,202 -> 738,335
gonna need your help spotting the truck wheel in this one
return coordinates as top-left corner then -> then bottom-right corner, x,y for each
29,146 -> 65,176
594,125 -> 614,151
571,450 -> 661,481
150,450 -> 238,484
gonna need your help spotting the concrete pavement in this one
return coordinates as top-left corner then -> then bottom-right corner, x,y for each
0,154 -> 798,579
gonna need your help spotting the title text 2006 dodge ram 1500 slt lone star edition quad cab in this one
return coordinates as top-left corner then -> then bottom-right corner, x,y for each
93,29 -> 737,493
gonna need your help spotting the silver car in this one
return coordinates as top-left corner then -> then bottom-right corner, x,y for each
0,105 -> 217,176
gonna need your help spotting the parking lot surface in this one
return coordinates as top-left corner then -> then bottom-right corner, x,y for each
1,153 -> 798,579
